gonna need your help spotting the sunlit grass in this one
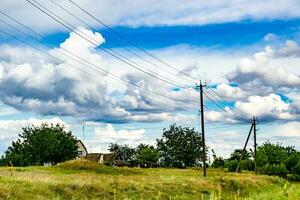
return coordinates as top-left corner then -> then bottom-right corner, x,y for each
0,160 -> 299,199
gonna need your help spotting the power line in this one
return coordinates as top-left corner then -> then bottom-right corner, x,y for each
25,0 -> 194,91
205,87 -> 252,119
203,91 -> 250,123
66,0 -> 199,82
48,0 -> 194,86
0,24 -> 198,116
0,11 -> 200,109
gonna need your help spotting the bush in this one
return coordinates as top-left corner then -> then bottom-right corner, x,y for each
212,157 -> 225,168
113,160 -> 130,167
291,160 -> 300,181
226,160 -> 239,172
240,160 -> 254,171
259,163 -> 288,177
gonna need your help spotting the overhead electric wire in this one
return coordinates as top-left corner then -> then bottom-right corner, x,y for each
26,0 -> 194,91
48,0 -> 194,86
0,22 -> 199,112
66,0 -> 199,82
71,123 -> 248,133
203,91 -> 250,123
0,11 -> 200,109
205,87 -> 252,119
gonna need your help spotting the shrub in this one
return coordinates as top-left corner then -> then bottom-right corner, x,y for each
113,160 -> 130,167
212,157 -> 225,168
291,160 -> 300,181
226,160 -> 239,172
259,163 -> 288,177
240,160 -> 254,171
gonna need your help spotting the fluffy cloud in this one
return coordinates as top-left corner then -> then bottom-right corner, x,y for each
0,27 -> 199,123
0,117 -> 67,142
205,94 -> 297,123
227,45 -> 300,93
1,0 -> 300,33
276,40 -> 300,57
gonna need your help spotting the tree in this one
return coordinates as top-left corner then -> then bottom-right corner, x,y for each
225,149 -> 254,171
211,149 -> 225,168
108,143 -> 136,162
156,124 -> 205,168
136,144 -> 159,167
3,123 -> 78,166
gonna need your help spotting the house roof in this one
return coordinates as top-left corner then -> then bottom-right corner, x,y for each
76,140 -> 88,154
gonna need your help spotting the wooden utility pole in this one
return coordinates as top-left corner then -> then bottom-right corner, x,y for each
236,122 -> 254,172
199,81 -> 206,177
253,116 -> 257,174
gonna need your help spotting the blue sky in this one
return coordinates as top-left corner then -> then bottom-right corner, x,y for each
0,0 -> 300,157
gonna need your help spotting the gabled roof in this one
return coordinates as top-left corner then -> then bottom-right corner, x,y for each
76,140 -> 88,154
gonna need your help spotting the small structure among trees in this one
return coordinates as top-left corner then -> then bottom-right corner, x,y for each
76,140 -> 88,158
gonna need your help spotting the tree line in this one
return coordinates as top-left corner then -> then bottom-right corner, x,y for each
211,142 -> 300,180
0,123 -> 299,181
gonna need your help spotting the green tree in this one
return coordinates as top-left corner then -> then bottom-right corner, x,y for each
211,149 -> 225,168
225,149 -> 254,171
156,124 -> 205,168
256,142 -> 291,166
3,123 -> 78,166
136,144 -> 159,167
108,143 -> 136,162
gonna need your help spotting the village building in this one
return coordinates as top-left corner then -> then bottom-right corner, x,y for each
76,140 -> 88,158
85,153 -> 116,164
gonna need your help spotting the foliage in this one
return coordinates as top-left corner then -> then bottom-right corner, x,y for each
226,159 -> 239,172
211,149 -> 225,168
3,123 -> 78,166
156,124 -> 205,168
108,143 -> 136,163
256,142 -> 291,167
135,144 -> 159,167
259,163 -> 288,177
228,149 -> 252,161
291,159 -> 300,181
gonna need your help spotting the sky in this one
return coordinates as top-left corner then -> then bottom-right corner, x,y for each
0,0 -> 300,158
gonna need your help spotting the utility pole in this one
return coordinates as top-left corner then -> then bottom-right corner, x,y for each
199,80 -> 206,177
236,122 -> 254,172
253,116 -> 257,174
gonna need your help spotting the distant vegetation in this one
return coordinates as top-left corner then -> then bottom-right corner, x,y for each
108,124 -> 205,168
1,123 -> 300,182
0,123 -> 78,166
211,142 -> 300,180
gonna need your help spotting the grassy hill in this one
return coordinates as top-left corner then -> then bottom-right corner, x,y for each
0,160 -> 299,200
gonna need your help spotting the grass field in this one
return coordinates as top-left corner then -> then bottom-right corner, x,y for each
0,160 -> 299,200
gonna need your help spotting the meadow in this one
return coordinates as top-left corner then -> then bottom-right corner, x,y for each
0,160 -> 299,200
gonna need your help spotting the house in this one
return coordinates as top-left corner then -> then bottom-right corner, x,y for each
76,140 -> 88,158
85,153 -> 116,164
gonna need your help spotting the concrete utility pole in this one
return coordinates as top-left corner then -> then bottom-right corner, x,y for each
199,80 -> 206,177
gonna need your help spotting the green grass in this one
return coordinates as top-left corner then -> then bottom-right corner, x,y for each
0,160 -> 299,199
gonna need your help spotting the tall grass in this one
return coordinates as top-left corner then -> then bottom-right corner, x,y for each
0,160 -> 299,199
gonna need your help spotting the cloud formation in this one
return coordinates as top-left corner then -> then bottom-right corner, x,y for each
0,27 -> 197,123
1,0 -> 300,33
